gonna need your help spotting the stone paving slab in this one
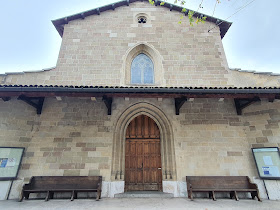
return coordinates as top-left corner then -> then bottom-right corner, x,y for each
1,198 -> 280,210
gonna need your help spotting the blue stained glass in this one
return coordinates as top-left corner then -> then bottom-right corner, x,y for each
131,54 -> 154,84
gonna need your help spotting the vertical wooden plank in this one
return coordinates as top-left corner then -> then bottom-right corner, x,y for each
135,116 -> 142,138
131,119 -> 136,138
144,115 -> 149,138
150,119 -> 155,138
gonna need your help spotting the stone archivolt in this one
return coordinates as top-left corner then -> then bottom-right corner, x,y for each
111,102 -> 176,181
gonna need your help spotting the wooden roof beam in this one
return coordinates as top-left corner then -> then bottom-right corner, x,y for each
102,96 -> 112,115
234,97 -> 260,115
175,97 -> 188,115
17,95 -> 45,115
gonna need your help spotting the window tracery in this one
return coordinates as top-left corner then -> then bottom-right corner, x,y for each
131,53 -> 154,84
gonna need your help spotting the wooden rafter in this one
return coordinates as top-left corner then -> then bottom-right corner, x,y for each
17,95 -> 45,115
175,97 -> 188,115
234,97 -> 261,115
102,96 -> 112,115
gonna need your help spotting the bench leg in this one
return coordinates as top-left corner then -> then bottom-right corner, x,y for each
188,190 -> 194,201
50,192 -> 54,199
212,191 -> 216,201
24,192 -> 30,200
256,191 -> 262,202
71,191 -> 75,201
251,192 -> 256,200
45,191 -> 50,202
19,190 -> 24,202
234,191 -> 239,201
230,191 -> 234,199
96,190 -> 101,201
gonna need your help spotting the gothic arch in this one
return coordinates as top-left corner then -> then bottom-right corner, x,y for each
111,102 -> 176,181
121,42 -> 165,86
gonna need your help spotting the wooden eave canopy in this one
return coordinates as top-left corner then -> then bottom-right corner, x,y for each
0,85 -> 280,98
0,85 -> 279,116
52,0 -> 232,39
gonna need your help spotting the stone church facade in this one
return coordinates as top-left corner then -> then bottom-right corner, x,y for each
0,0 -> 280,199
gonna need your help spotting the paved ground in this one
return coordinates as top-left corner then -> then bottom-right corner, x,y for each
1,198 -> 280,210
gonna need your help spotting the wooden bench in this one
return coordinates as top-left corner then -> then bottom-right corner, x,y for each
19,176 -> 102,201
186,176 -> 261,202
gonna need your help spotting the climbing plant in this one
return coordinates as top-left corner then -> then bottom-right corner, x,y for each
149,0 -> 210,26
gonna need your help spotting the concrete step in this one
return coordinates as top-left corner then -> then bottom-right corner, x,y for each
114,191 -> 174,198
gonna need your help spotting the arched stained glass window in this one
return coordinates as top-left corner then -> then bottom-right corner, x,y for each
131,53 -> 154,84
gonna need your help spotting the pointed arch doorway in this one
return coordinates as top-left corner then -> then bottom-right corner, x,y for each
125,114 -> 162,191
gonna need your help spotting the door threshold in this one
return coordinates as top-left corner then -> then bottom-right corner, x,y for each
115,191 -> 174,198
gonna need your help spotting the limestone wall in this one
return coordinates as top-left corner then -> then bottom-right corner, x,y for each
242,100 -> 280,200
227,70 -> 280,87
0,97 -> 113,198
1,96 -> 279,199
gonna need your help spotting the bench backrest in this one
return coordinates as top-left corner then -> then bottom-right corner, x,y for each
27,176 -> 102,190
186,176 -> 254,190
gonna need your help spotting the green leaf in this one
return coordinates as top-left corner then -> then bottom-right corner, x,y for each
178,21 -> 182,24
181,8 -> 187,13
160,2 -> 165,6
149,0 -> 155,5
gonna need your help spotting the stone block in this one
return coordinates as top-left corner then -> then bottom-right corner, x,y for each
63,170 -> 80,176
21,164 -> 30,170
76,142 -> 86,147
69,132 -> 81,137
19,137 -> 31,142
24,152 -> 34,158
89,170 -> 100,176
256,137 -> 269,143
227,151 -> 243,156
262,130 -> 273,136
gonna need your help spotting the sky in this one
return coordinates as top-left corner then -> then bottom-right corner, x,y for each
0,0 -> 279,74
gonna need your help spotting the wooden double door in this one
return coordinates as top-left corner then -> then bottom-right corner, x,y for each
125,115 -> 162,191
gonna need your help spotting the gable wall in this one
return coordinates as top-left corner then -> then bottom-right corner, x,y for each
55,1 -> 229,87
1,1 -> 228,87
1,1 -> 279,87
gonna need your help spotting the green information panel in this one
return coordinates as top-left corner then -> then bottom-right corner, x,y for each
0,147 -> 25,180
252,147 -> 280,180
